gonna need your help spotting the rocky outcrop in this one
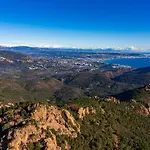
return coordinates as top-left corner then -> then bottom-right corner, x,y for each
31,104 -> 80,138
104,97 -> 120,104
7,124 -> 62,150
78,107 -> 96,119
113,134 -> 119,150
0,102 -> 14,109
135,105 -> 150,116
145,83 -> 150,91
0,103 -> 98,149
130,102 -> 150,117
62,109 -> 80,133
0,104 -> 80,150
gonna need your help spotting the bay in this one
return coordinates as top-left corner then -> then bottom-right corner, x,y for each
104,58 -> 150,68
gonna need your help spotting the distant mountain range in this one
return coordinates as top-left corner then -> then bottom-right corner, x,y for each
0,45 -> 150,54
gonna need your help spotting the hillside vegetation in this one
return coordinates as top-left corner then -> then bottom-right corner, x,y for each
1,98 -> 150,150
114,67 -> 150,86
0,78 -> 63,104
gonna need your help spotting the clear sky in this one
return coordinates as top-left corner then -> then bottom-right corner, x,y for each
0,0 -> 150,49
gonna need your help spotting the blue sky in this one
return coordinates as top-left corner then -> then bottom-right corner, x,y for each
0,0 -> 150,49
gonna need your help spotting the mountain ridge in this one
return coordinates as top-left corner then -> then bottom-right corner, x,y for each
0,45 -> 149,54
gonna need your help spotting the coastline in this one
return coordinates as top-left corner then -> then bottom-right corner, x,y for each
102,58 -> 133,68
102,57 -> 150,69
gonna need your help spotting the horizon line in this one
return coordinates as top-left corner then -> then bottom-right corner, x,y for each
0,43 -> 150,52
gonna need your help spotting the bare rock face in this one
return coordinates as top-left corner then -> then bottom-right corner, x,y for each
0,103 -> 98,150
113,134 -> 119,150
0,102 -> 14,109
8,124 -> 53,150
31,105 -> 80,138
62,109 -> 80,133
0,104 -> 81,150
135,105 -> 150,116
104,97 -> 120,104
78,107 -> 96,120
130,102 -> 150,117
64,141 -> 71,150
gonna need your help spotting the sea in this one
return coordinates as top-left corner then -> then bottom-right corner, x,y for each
104,58 -> 150,68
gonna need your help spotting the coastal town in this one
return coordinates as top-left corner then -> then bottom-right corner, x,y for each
0,47 -> 150,79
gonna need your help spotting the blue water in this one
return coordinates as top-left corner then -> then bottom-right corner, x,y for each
104,58 -> 150,68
